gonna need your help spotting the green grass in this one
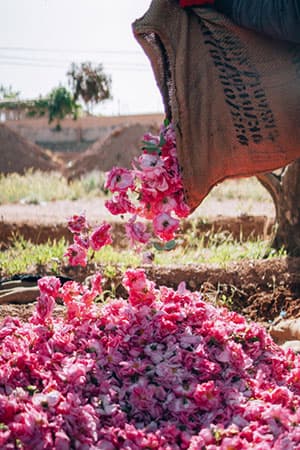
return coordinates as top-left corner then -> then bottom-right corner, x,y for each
0,233 -> 286,278
0,171 -> 271,205
0,170 -> 107,204
0,171 -> 280,279
0,237 -> 67,277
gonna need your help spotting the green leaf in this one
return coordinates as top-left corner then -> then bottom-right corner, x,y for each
159,133 -> 166,147
153,242 -> 165,251
153,239 -> 177,251
164,239 -> 177,250
141,141 -> 161,154
164,117 -> 170,127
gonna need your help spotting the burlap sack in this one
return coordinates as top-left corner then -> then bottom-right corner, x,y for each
133,0 -> 300,211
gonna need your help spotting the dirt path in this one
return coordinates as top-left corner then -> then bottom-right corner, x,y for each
0,196 -> 275,225
0,195 -> 276,248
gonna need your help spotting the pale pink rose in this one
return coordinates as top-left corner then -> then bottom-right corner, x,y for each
141,251 -> 154,264
32,390 -> 60,408
10,410 -> 48,449
38,276 -> 61,297
64,243 -> 87,266
62,360 -> 89,384
105,192 -> 136,215
130,381 -> 157,411
95,440 -> 115,450
105,167 -> 135,192
67,212 -> 88,233
89,222 -> 112,251
122,268 -> 150,292
122,268 -> 156,307
0,430 -> 10,448
153,212 -> 179,241
0,394 -> 17,422
125,217 -> 151,246
144,172 -> 170,192
142,132 -> 160,146
60,280 -> 83,305
162,124 -> 176,144
90,272 -> 103,295
81,289 -> 97,309
136,154 -> 164,178
36,292 -> 55,321
73,233 -> 90,249
153,195 -> 178,214
193,381 -> 220,411
173,191 -> 190,218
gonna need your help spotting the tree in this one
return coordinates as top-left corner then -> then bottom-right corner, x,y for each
257,161 -> 300,256
67,62 -> 112,114
0,85 -> 20,101
48,86 -> 80,131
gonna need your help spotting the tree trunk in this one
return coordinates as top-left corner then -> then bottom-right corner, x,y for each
257,159 -> 300,256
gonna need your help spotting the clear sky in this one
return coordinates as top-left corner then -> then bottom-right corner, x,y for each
0,0 -> 164,116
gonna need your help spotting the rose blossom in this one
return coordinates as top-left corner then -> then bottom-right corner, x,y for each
38,276 -> 61,297
105,192 -> 136,215
153,212 -> 180,241
89,222 -> 112,251
125,216 -> 151,246
35,292 -> 55,322
105,167 -> 135,192
67,213 -> 88,234
64,243 -> 87,267
103,122 -> 190,245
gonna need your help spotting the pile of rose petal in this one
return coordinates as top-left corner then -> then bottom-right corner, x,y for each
1,270 -> 300,449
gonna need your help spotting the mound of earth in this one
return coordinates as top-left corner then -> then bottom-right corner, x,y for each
0,124 -> 61,175
66,123 -> 159,179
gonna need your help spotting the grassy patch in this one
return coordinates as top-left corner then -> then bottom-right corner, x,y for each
0,172 -> 280,278
0,170 -> 107,204
0,234 -> 286,279
0,237 -> 67,277
0,171 -> 272,206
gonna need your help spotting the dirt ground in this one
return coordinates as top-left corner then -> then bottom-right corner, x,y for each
65,123 -> 159,180
0,124 -> 61,175
0,208 -> 274,250
0,198 -> 299,333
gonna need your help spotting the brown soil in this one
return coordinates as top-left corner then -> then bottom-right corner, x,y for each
65,123 -> 159,180
1,118 -> 161,179
0,124 -> 61,174
0,213 -> 274,250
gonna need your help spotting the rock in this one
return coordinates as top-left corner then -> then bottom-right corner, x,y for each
281,340 -> 300,353
269,318 -> 300,344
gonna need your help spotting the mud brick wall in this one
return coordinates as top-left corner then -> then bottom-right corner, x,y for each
5,114 -> 163,152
